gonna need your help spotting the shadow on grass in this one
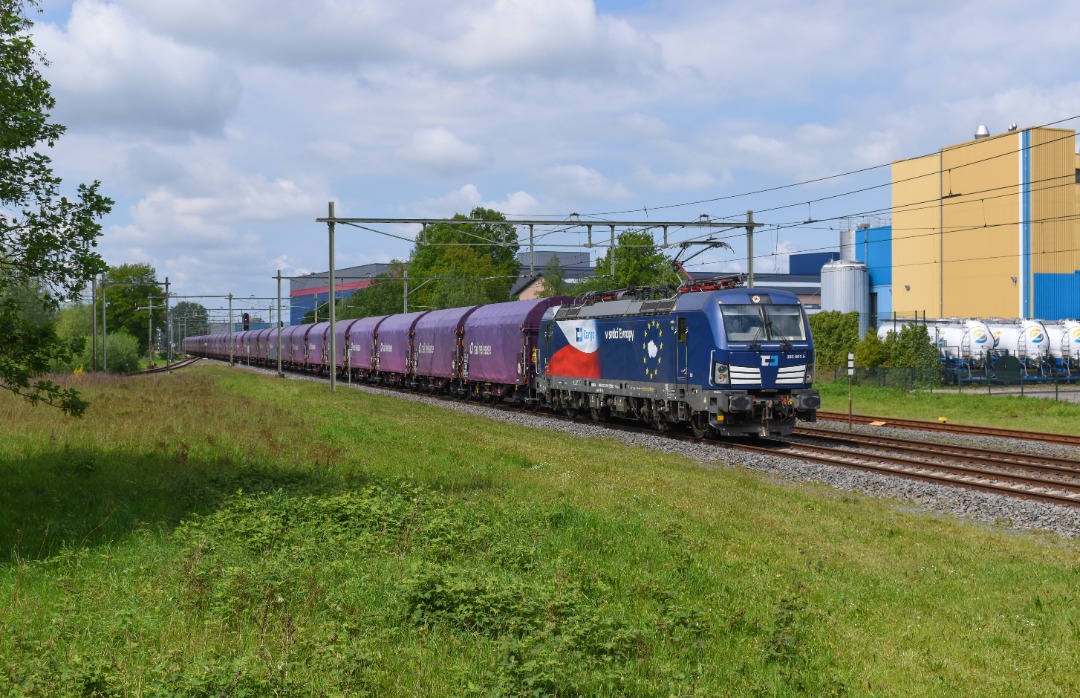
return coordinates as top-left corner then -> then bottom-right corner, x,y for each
0,445 -> 334,564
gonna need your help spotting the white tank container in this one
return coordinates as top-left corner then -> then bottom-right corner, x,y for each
929,319 -> 994,359
984,319 -> 1050,359
876,318 -> 994,360
821,259 -> 870,339
1045,320 -> 1080,361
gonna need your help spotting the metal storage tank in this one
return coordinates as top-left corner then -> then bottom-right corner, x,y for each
1045,319 -> 1080,364
929,319 -> 994,360
820,259 -> 870,339
984,319 -> 1050,360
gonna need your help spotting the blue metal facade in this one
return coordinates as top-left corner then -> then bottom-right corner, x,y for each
855,225 -> 893,324
789,252 -> 838,275
1033,272 -> 1080,319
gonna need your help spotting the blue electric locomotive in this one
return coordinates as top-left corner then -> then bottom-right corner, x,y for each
535,286 -> 819,437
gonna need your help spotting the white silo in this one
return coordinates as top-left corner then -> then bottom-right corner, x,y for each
821,228 -> 870,338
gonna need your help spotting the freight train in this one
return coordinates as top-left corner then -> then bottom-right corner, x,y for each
184,285 -> 820,437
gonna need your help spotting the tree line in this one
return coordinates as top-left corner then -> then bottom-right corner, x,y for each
303,223 -> 680,323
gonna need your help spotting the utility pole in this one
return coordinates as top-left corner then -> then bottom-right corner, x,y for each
165,277 -> 171,373
228,293 -> 233,365
328,201 -> 336,393
745,210 -> 755,288
91,274 -> 98,371
101,280 -> 107,371
135,297 -> 161,366
276,270 -> 284,377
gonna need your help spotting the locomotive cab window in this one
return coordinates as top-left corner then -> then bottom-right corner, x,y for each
677,317 -> 687,343
721,305 -> 806,343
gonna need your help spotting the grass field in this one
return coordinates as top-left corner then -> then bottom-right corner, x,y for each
1,365 -> 1078,696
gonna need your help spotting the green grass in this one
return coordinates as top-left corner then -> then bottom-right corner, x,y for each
818,379 -> 1080,436
1,366 -> 1078,696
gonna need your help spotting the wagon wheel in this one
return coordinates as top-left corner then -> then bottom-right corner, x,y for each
690,412 -> 710,439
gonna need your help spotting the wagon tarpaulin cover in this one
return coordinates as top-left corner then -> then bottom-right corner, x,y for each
412,306 -> 480,378
280,324 -> 309,364
343,315 -> 388,370
462,298 -> 573,384
376,311 -> 430,374
305,322 -> 332,367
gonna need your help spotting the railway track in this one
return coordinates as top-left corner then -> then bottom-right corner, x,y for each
505,403 -> 1080,509
136,357 -> 201,375
209,359 -> 1080,510
776,428 -> 1080,508
815,410 -> 1080,447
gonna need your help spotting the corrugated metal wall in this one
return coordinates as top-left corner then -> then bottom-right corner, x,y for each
1029,129 -> 1080,278
890,127 -> 1080,320
1033,272 -> 1080,319
891,155 -> 940,318
940,131 -> 1020,317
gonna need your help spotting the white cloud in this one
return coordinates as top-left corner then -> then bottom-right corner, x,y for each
412,185 -> 542,218
35,0 -> 240,137
398,128 -> 488,176
634,167 -> 717,191
541,165 -> 630,201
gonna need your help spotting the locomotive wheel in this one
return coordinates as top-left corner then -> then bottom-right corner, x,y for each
690,412 -> 709,439
649,402 -> 668,432
589,407 -> 605,422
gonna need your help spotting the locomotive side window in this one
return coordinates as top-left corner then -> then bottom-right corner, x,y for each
678,317 -> 687,343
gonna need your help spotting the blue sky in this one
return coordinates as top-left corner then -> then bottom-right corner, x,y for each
26,0 -> 1080,318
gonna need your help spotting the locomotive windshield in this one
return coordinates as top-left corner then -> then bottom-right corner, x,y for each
720,304 -> 807,343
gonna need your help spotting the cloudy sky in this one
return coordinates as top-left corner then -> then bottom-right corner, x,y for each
30,0 -> 1080,317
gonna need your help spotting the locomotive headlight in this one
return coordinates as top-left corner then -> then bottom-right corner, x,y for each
804,367 -> 814,385
713,362 -> 730,385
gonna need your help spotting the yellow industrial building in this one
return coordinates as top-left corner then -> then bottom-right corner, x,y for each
887,126 -> 1080,320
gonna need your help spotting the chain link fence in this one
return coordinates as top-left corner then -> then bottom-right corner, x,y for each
827,365 -> 1080,402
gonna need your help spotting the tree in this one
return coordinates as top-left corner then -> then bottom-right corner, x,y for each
575,230 -> 672,293
537,255 -> 571,298
104,331 -> 140,373
101,264 -> 163,355
344,265 -> 406,318
0,1 -> 113,416
854,328 -> 888,368
407,207 -> 520,308
172,301 -> 209,342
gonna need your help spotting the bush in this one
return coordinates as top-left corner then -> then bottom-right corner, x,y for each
808,311 -> 860,371
104,331 -> 140,373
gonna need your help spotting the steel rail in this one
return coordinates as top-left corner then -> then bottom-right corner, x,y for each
795,426 -> 1080,477
815,411 -> 1080,447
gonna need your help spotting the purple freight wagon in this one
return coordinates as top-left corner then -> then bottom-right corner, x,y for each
461,297 -> 574,395
341,315 -> 388,373
412,306 -> 480,387
305,321 -> 332,370
375,311 -> 430,381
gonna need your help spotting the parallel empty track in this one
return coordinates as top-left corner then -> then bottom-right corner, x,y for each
815,410 -> 1080,447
